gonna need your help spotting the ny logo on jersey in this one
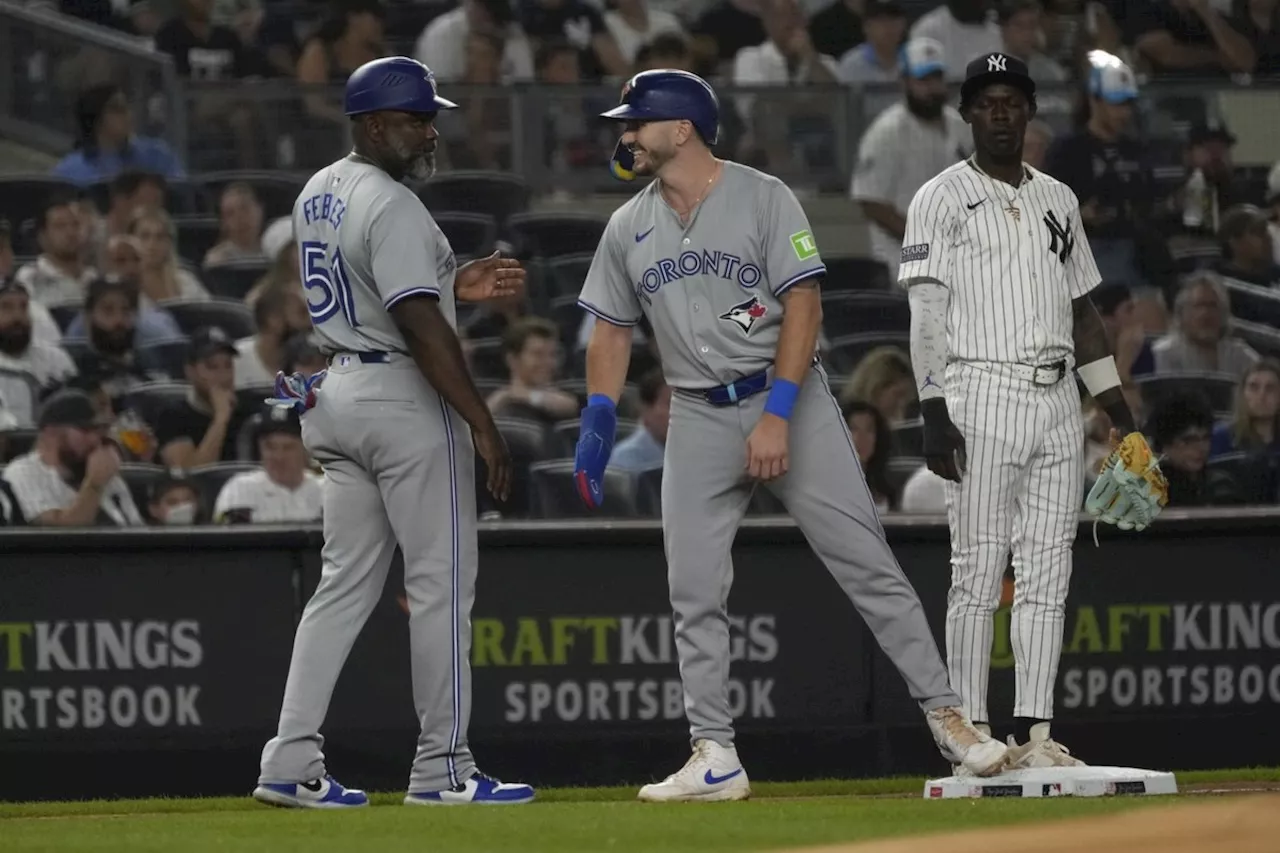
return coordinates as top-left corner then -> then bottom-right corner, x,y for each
719,295 -> 768,334
988,55 -> 1007,72
1043,210 -> 1074,264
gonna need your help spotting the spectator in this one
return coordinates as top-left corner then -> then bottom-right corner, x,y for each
634,32 -> 697,72
691,0 -> 768,66
1146,393 -> 1242,505
146,472 -> 206,525
1022,118 -> 1053,169
1180,120 -> 1243,238
232,0 -> 301,77
487,317 -> 580,423
203,183 -> 266,268
0,389 -> 143,526
297,0 -> 387,125
999,0 -> 1067,83
1152,273 -> 1260,375
909,0 -> 1003,81
156,326 -> 245,468
244,216 -> 300,309
213,407 -> 323,523
839,345 -> 916,424
842,399 -> 896,510
609,368 -> 670,472
1092,282 -> 1155,382
536,39 -> 602,171
87,170 -> 169,271
899,463 -> 947,511
1042,55 -> 1152,290
64,279 -> 171,399
519,0 -> 630,81
63,276 -> 184,354
103,234 -> 143,283
235,283 -> 311,389
15,194 -> 98,307
733,0 -> 840,88
437,31 -> 514,171
155,0 -> 267,79
810,0 -> 867,61
415,0 -> 535,82
52,84 -> 185,188
1133,0 -> 1255,75
1233,0 -> 1280,74
281,331 -> 328,378
850,38 -> 969,282
1210,359 -> 1280,456
1215,205 -> 1280,289
836,0 -> 908,84
130,208 -> 211,305
0,280 -> 77,418
605,0 -> 687,65
64,370 -> 158,463
125,0 -> 163,40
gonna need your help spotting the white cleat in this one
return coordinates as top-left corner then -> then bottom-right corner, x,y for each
637,739 -> 751,803
1005,723 -> 1086,769
926,707 -> 1008,778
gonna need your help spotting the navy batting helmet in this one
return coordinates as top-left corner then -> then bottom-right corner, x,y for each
600,69 -> 719,145
344,56 -> 457,117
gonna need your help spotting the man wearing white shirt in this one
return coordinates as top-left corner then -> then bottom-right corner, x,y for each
234,283 -> 312,389
899,463 -> 948,511
837,0 -> 908,84
15,195 -> 98,308
604,0 -> 686,64
0,280 -> 77,425
1,389 -> 143,527
851,38 -> 971,281
214,407 -> 323,524
414,0 -> 535,82
909,0 -> 1002,81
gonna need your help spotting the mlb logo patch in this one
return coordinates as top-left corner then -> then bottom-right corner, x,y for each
901,243 -> 930,263
719,296 -> 768,333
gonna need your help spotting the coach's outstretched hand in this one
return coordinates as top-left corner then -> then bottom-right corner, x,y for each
921,398 -> 967,483
455,251 -> 526,303
574,395 -> 618,509
473,422 -> 512,502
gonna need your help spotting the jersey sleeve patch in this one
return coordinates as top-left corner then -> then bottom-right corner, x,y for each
790,230 -> 819,261
902,243 -> 930,263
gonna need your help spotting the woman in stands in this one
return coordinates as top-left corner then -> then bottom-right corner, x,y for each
129,209 -> 210,306
52,84 -> 185,187
839,345 -> 917,426
1211,359 -> 1280,458
843,399 -> 898,511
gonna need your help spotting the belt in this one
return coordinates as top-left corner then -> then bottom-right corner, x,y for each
326,351 -> 393,365
966,359 -> 1069,386
679,368 -> 770,406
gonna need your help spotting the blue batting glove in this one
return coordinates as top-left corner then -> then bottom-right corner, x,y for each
264,370 -> 326,415
574,394 -> 617,509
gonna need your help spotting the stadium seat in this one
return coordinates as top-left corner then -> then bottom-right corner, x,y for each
547,253 -> 594,299
164,299 -> 256,341
548,294 -> 584,343
635,465 -> 663,517
825,332 -> 911,374
187,461 -> 260,510
820,291 -> 911,338
0,176 -> 77,254
528,459 -> 638,518
418,171 -> 532,226
549,417 -> 637,457
174,216 -> 223,265
0,368 -> 42,429
821,256 -> 892,291
137,339 -> 192,380
473,377 -> 505,398
46,300 -> 82,333
1135,372 -> 1237,414
204,260 -> 270,301
121,381 -> 190,428
1206,451 -> 1279,504
491,417 -> 555,518
505,212 -> 608,259
434,212 -> 497,258
118,463 -> 169,513
886,457 -> 925,504
194,171 -> 306,221
1,428 -> 38,463
890,419 -> 923,456
1222,279 -> 1280,327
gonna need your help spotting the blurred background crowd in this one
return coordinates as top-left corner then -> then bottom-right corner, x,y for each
0,0 -> 1278,528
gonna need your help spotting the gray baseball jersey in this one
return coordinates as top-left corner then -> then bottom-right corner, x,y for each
579,161 -> 961,748
260,154 -> 479,794
578,161 -> 824,388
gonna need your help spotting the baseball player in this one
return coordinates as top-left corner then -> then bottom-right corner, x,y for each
574,69 -> 1007,803
252,57 -> 534,809
899,53 -> 1164,770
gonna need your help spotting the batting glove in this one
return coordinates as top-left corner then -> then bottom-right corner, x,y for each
264,370 -> 326,415
574,395 -> 618,509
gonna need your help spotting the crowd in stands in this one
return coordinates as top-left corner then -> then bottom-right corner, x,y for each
1,0 -> 1279,527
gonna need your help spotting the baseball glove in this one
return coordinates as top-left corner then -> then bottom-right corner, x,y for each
1085,431 -> 1169,536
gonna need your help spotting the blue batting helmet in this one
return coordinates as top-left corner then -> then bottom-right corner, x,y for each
600,69 -> 719,145
344,56 -> 457,117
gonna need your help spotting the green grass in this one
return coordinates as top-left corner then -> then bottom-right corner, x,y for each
1,769 -> 1275,853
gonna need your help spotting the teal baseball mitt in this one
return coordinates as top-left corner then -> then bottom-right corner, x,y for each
1085,431 -> 1169,535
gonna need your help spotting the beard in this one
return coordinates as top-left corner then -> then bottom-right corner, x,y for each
58,445 -> 89,485
0,322 -> 31,356
389,135 -> 435,180
631,143 -> 671,176
90,324 -> 134,357
906,92 -> 945,120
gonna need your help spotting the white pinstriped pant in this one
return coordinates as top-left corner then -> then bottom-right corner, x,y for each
942,360 -> 1083,723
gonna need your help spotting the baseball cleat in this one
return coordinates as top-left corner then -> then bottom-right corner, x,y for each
404,771 -> 535,805
1005,723 -> 1086,769
637,739 -> 751,803
253,775 -> 369,809
926,707 -> 1008,777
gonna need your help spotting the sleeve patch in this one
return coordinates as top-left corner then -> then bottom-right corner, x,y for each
902,243 -> 930,262
790,230 -> 819,261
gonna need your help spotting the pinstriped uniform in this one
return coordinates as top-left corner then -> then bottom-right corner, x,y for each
258,156 -> 476,794
899,160 -> 1100,723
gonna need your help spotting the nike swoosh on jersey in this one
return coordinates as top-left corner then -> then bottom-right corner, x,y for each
703,768 -> 744,785
966,200 -> 986,210
635,226 -> 655,243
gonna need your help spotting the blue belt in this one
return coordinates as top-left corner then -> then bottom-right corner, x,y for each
694,369 -> 770,406
327,351 -> 392,364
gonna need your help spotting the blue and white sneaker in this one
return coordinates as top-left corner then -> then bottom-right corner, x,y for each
404,771 -> 535,805
253,775 -> 369,809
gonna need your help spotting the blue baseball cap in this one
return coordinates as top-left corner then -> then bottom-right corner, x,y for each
900,38 -> 946,79
1087,52 -> 1138,104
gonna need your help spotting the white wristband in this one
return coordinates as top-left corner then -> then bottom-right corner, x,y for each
1078,356 -> 1122,397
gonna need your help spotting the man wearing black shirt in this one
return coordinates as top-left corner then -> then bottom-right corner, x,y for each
808,0 -> 866,62
1215,205 -> 1280,289
155,0 -> 265,80
156,326 -> 244,469
70,278 -> 168,401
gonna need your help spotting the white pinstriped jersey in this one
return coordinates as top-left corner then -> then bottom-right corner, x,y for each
293,157 -> 458,356
1,452 -> 142,526
897,160 -> 1100,365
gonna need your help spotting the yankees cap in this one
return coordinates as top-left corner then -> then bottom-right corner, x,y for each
960,52 -> 1035,108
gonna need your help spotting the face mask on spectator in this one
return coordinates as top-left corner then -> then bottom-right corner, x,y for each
163,502 -> 197,525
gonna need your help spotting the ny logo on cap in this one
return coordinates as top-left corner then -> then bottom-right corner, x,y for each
988,55 -> 1007,72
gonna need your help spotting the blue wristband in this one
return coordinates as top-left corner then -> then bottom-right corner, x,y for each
763,379 -> 799,420
587,394 -> 616,411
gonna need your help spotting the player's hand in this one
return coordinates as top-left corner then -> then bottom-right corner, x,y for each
746,413 -> 789,481
85,444 -> 121,489
210,387 -> 237,422
921,398 -> 967,483
455,251 -> 526,303
472,422 -> 512,502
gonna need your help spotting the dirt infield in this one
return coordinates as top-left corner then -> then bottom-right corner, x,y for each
784,794 -> 1280,853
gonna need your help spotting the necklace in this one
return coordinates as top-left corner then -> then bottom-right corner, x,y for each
968,156 -> 1025,222
667,160 -> 722,222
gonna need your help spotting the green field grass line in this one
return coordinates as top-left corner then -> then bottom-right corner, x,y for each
1,767 -> 1276,821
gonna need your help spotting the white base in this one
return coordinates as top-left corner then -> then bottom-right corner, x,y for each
923,766 -> 1178,799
